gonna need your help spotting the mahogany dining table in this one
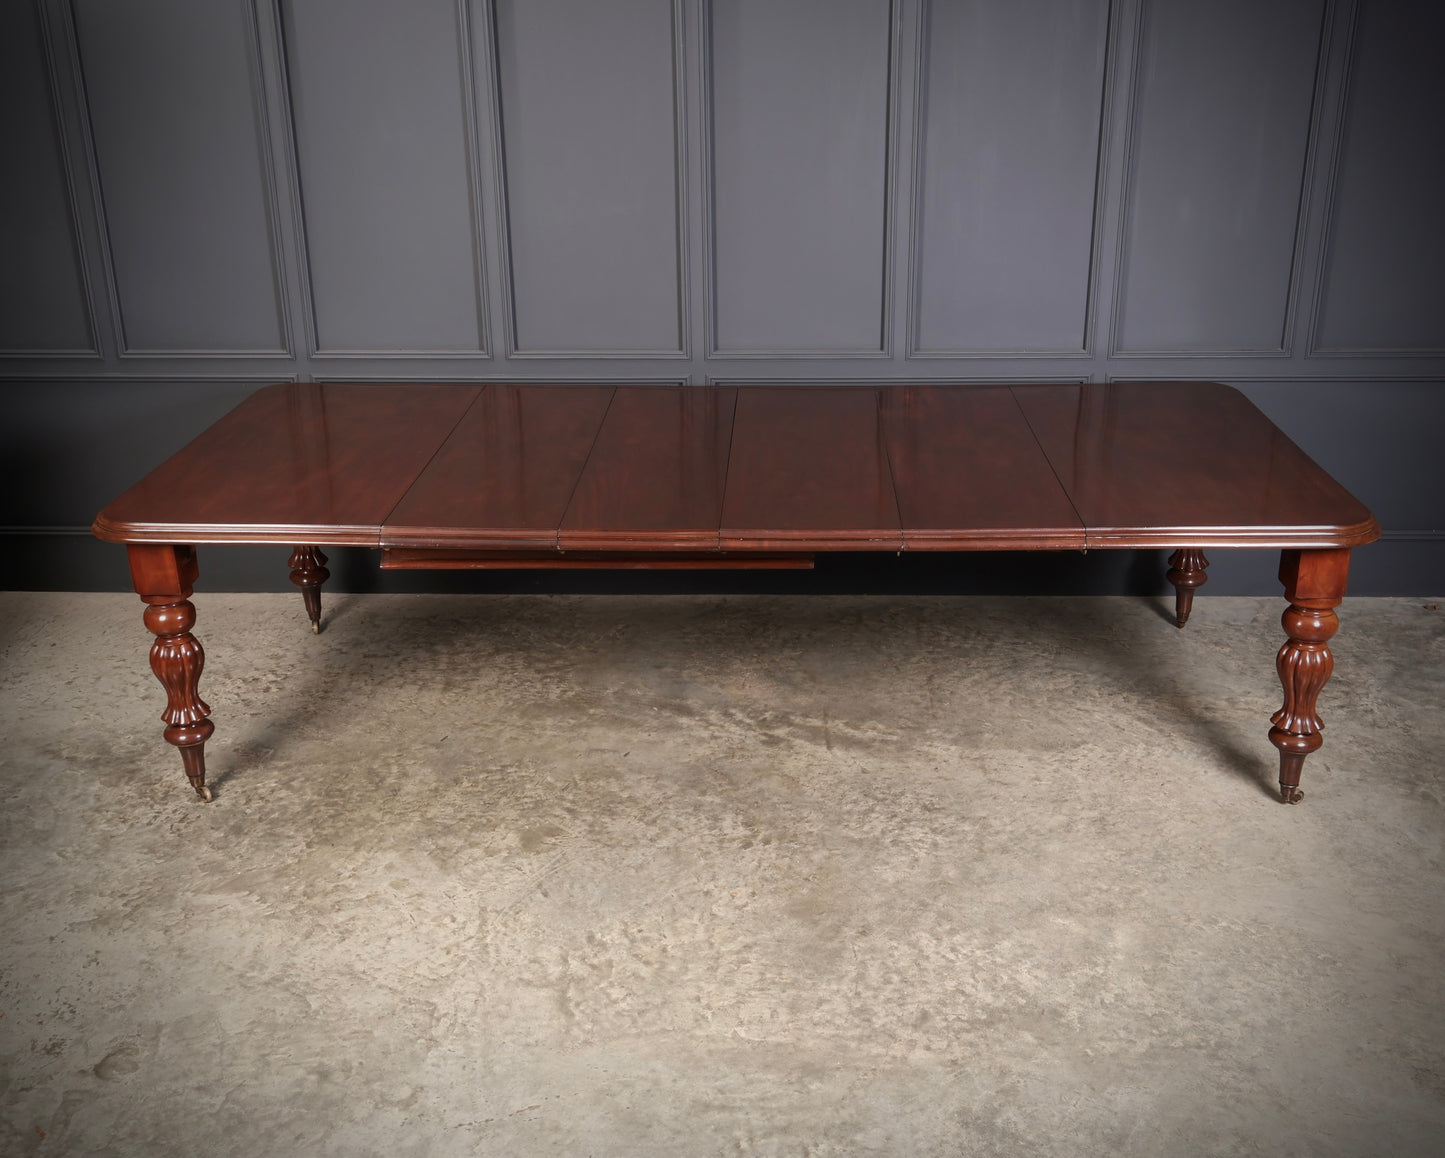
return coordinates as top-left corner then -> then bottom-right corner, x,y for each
93,381 -> 1379,805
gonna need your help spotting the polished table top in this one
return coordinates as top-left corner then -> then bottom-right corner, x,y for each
93,381 -> 1380,553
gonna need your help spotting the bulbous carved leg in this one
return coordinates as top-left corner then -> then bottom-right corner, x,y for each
1269,605 -> 1337,804
288,545 -> 330,634
143,597 -> 215,801
1269,548 -> 1351,805
1166,548 -> 1209,628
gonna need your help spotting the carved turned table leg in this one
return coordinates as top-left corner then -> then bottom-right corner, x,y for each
1167,548 -> 1209,628
288,545 -> 330,634
128,544 -> 215,801
1269,548 -> 1351,804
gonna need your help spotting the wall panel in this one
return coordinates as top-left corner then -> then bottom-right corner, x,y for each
707,0 -> 894,355
1114,0 -> 1325,354
910,0 -> 1110,356
72,0 -> 287,354
492,0 -> 684,356
282,0 -> 487,355
0,1 -> 94,354
1312,1 -> 1445,353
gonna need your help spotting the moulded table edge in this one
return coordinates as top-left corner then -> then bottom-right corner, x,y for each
899,528 -> 1088,551
719,529 -> 906,551
557,530 -> 723,551
1082,515 -> 1382,550
91,513 -> 383,547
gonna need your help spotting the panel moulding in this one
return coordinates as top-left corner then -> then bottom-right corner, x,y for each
904,0 -> 1119,361
1107,0 -> 1333,360
70,0 -> 296,359
485,0 -> 690,360
1106,372 -> 1445,384
1307,345 -> 1445,360
0,371 -> 299,384
1304,2 -> 1445,360
310,374 -> 688,385
702,0 -> 902,360
280,0 -> 492,360
706,376 -> 1090,387
0,0 -> 103,360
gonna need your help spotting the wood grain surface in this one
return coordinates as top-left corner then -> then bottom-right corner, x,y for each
720,386 -> 902,550
380,384 -> 614,549
96,381 -> 1381,553
1011,382 -> 1380,548
881,385 -> 1084,549
560,386 -> 737,549
93,383 -> 480,544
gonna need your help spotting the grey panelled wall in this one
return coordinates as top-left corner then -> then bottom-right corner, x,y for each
2,0 -> 1442,595
911,0 -> 1110,355
708,0 -> 894,354
283,0 -> 489,354
71,0 -> 290,354
1311,0 -> 1445,353
0,0 -> 94,354
1113,0 -> 1325,354
494,0 -> 685,355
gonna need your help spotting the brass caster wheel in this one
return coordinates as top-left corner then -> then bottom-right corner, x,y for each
1280,785 -> 1304,805
311,621 -> 320,635
196,785 -> 214,803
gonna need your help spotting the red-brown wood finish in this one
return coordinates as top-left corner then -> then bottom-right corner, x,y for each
127,544 -> 213,800
288,545 -> 330,633
94,380 -> 1383,804
721,387 -> 902,550
1011,383 -> 1380,548
560,386 -> 738,549
381,384 -> 614,549
881,385 -> 1085,549
1271,548 -> 1351,804
1166,548 -> 1209,628
380,549 -> 814,570
94,383 -> 481,545
95,382 -> 1381,554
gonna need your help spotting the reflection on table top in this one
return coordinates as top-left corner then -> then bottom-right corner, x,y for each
93,381 -> 1380,552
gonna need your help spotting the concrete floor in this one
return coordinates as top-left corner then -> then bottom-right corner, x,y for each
1,590 -> 1442,1157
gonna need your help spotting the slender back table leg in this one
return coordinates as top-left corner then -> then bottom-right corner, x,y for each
1166,548 -> 1209,628
128,544 -> 214,801
1270,548 -> 1351,804
288,546 -> 330,634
